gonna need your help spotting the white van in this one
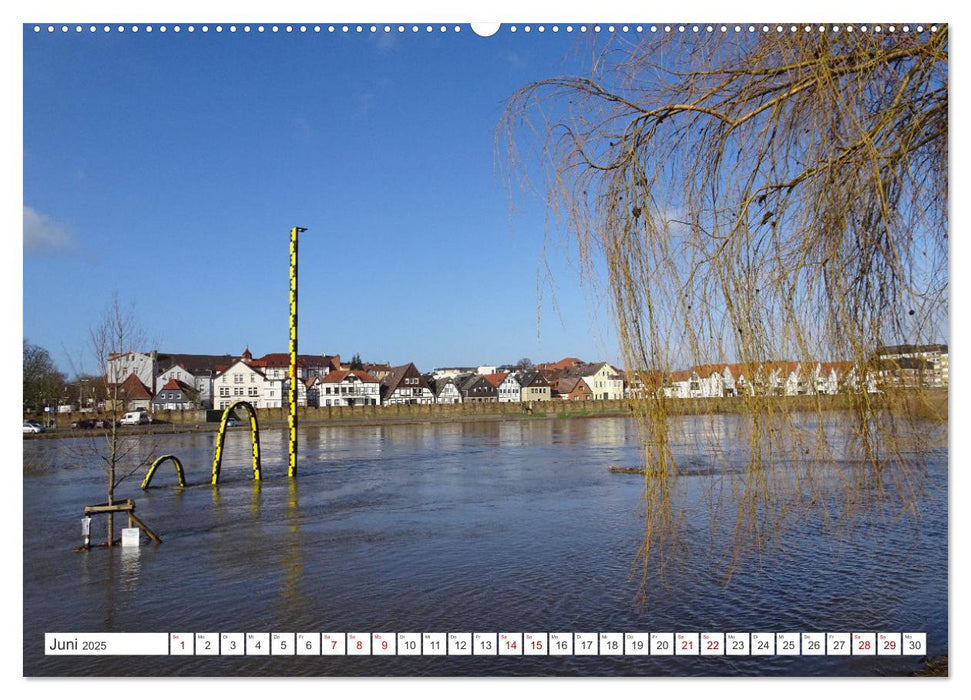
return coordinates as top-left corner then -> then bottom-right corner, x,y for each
120,410 -> 150,425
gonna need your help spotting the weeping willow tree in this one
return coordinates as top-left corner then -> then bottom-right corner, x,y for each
502,26 -> 948,590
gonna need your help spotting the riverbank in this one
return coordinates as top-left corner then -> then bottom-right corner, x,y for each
26,389 -> 947,440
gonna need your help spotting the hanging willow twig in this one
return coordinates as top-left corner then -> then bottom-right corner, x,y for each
500,26 -> 948,595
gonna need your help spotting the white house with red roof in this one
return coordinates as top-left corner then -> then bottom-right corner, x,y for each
212,358 -> 284,410
318,369 -> 381,407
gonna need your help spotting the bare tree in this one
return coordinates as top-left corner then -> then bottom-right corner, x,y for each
86,294 -> 156,547
502,27 -> 948,588
515,357 -> 534,371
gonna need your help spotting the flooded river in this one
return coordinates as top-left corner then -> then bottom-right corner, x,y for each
22,415 -> 947,676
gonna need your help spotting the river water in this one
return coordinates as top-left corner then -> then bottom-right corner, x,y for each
22,415 -> 947,676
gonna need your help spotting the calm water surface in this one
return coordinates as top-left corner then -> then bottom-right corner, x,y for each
22,416 -> 947,676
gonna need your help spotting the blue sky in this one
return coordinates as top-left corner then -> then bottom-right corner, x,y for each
23,23 -> 622,375
19,6 -> 958,381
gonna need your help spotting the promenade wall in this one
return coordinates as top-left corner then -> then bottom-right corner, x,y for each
38,388 -> 946,432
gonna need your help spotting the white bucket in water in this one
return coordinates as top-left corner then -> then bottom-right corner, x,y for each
121,528 -> 140,547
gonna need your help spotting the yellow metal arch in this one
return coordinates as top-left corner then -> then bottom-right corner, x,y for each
210,401 -> 262,485
141,454 -> 186,489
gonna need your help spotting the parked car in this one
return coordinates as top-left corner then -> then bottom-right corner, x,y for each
226,415 -> 240,427
71,418 -> 96,429
23,420 -> 45,434
120,410 -> 151,425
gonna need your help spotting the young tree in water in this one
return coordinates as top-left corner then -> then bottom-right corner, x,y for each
502,26 -> 948,589
88,295 -> 153,547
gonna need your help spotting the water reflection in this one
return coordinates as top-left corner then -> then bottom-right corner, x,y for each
119,547 -> 141,593
23,416 -> 946,676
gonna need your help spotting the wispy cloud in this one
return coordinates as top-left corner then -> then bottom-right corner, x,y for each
23,206 -> 75,256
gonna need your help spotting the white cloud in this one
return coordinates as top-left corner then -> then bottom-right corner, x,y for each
23,206 -> 75,255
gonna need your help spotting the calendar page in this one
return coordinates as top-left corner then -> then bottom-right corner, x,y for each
20,0 -> 949,683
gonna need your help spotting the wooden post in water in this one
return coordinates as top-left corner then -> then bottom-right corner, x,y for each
80,499 -> 161,547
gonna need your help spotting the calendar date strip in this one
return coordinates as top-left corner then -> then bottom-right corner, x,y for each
45,632 -> 927,657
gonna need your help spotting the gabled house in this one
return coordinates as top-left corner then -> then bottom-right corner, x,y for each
429,376 -> 462,404
662,369 -> 697,399
151,378 -> 197,411
551,375 -> 593,401
690,364 -> 736,398
482,372 -> 512,399
814,361 -> 852,394
381,363 -> 435,405
212,359 -> 284,410
303,376 -> 321,407
155,363 -> 212,409
622,370 -> 665,399
565,362 -> 624,400
496,373 -> 522,403
460,374 -> 499,403
318,369 -> 381,407
153,351 -> 247,409
108,373 -> 154,412
517,369 -> 552,402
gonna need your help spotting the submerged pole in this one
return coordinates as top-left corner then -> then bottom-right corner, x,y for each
288,226 -> 307,478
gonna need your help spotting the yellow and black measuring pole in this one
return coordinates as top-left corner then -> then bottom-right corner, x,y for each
288,226 -> 307,478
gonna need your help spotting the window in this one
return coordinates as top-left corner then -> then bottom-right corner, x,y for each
219,387 -> 229,397
234,373 -> 243,384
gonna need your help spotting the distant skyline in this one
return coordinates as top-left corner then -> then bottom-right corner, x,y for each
23,22 -> 624,376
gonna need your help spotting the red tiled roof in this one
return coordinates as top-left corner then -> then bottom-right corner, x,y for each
819,362 -> 855,374
692,363 -> 731,378
252,353 -> 339,369
159,378 -> 193,392
537,357 -> 584,372
117,373 -> 152,399
665,369 -> 694,383
482,372 -> 509,388
319,369 -> 380,384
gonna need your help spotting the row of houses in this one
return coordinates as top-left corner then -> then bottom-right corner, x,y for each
100,349 -> 629,412
99,344 -> 948,414
635,344 -> 949,400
